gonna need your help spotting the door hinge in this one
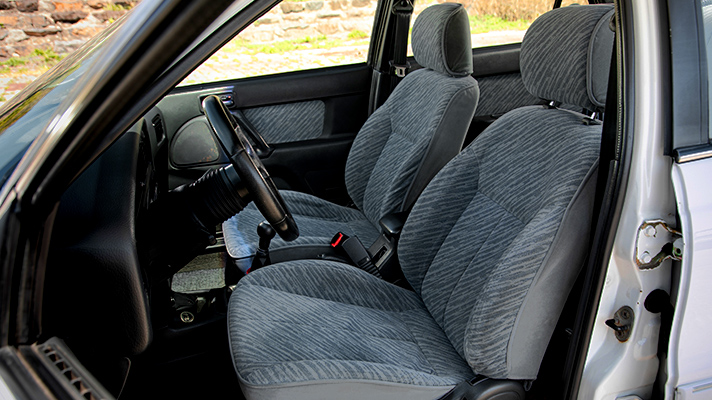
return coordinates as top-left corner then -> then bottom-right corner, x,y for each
634,219 -> 683,270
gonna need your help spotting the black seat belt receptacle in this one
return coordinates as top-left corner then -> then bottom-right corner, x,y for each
390,0 -> 413,90
331,233 -> 382,278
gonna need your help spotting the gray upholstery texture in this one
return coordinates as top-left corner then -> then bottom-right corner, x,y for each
399,106 -> 600,379
243,100 -> 324,144
230,261 -> 473,397
520,5 -> 614,111
224,190 -> 380,259
229,106 -> 601,394
474,73 -> 543,117
412,3 -> 473,76
224,2 -> 478,259
344,69 -> 478,224
229,5 -> 611,398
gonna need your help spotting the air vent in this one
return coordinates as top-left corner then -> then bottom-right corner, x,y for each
35,339 -> 112,400
152,114 -> 165,143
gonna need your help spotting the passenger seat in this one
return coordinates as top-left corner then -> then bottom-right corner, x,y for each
222,2 -> 479,268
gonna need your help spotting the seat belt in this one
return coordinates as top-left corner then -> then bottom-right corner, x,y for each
330,232 -> 382,278
389,0 -> 413,91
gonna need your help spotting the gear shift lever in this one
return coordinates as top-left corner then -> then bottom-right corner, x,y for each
251,221 -> 275,272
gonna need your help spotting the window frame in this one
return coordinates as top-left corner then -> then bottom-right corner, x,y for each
669,0 -> 712,162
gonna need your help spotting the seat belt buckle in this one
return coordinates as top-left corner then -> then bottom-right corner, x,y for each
389,60 -> 410,78
330,232 -> 347,247
330,232 -> 382,277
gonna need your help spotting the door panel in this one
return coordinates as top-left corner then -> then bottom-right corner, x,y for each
157,63 -> 371,205
242,100 -> 325,143
159,43 -> 542,202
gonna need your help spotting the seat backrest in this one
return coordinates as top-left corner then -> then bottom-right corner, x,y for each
398,5 -> 615,380
344,3 -> 479,226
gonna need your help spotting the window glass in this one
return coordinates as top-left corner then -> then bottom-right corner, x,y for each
182,0 -> 376,85
701,0 -> 712,140
408,0 -> 556,54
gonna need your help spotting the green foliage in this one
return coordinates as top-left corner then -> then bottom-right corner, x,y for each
231,35 -> 353,55
103,3 -> 132,11
347,30 -> 368,39
298,35 -> 328,43
468,14 -> 531,34
32,49 -> 61,63
0,49 -> 64,75
465,0 -> 552,22
1,58 -> 26,68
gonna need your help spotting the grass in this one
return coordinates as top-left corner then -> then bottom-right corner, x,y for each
224,35 -> 369,56
465,0 -> 553,22
468,14 -> 531,34
1,58 -> 26,68
103,3 -> 132,11
32,48 -> 62,63
0,49 -> 64,75
348,30 -> 369,39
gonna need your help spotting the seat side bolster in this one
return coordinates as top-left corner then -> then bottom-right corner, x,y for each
402,77 -> 480,211
236,373 -> 455,400
505,163 -> 599,379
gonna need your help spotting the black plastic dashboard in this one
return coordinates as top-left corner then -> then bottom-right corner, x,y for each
42,109 -> 170,358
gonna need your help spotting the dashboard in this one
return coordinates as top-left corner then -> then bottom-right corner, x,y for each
41,110 -> 170,357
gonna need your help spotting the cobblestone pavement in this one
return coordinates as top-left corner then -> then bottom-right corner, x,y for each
0,30 -> 524,108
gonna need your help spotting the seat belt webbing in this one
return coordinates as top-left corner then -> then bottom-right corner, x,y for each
390,0 -> 413,90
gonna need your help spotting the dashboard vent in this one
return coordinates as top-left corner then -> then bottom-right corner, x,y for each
37,339 -> 111,400
152,114 -> 165,143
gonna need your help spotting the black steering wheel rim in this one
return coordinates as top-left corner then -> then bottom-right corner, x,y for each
202,95 -> 299,241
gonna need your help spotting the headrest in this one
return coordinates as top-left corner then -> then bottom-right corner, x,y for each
520,5 -> 615,111
412,3 -> 473,77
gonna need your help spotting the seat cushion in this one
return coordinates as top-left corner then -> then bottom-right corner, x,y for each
229,260 -> 474,400
223,190 -> 381,259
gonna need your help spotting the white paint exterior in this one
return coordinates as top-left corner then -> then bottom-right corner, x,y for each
668,159 -> 712,399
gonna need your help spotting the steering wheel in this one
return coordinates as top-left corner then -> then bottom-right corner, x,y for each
202,95 -> 299,241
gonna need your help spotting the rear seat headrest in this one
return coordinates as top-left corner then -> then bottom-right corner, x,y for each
520,5 -> 615,112
412,3 -> 473,77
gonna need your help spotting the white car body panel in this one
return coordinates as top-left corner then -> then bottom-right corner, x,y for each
0,376 -> 17,400
578,0 -> 678,398
669,159 -> 712,399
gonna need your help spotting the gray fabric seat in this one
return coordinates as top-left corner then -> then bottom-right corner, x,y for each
228,4 -> 614,400
223,3 -> 479,263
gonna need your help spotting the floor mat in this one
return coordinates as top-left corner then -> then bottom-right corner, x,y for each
171,252 -> 231,293
121,350 -> 242,400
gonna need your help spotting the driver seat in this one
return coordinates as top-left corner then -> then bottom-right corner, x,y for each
228,4 -> 614,400
222,3 -> 479,267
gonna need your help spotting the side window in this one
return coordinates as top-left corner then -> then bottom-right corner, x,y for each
182,0 -> 377,85
409,0 -> 581,53
701,0 -> 712,140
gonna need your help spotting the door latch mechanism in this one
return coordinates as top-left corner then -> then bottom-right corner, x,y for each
634,220 -> 683,270
605,306 -> 634,342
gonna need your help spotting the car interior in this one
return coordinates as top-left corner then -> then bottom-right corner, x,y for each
36,0 -> 617,399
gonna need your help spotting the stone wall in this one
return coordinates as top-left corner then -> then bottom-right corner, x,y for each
0,0 -> 442,61
239,0 -> 380,43
0,0 -> 136,60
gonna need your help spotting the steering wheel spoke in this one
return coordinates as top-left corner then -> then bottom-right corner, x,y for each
203,95 -> 299,241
